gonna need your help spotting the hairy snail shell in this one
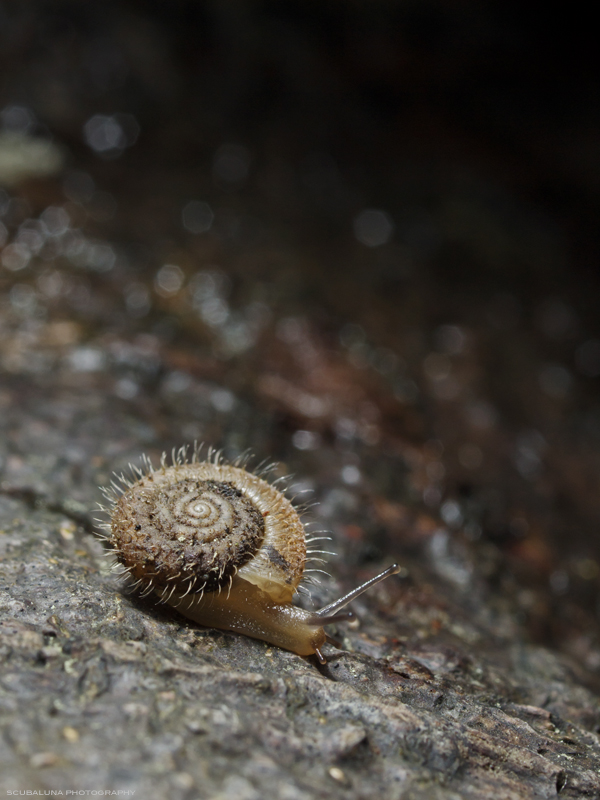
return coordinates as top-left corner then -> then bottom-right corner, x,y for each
100,446 -> 399,663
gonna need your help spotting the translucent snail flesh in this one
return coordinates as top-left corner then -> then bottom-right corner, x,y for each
102,449 -> 399,663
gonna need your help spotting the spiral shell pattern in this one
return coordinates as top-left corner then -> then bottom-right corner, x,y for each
111,476 -> 265,593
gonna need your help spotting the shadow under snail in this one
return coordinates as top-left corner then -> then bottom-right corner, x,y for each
100,447 -> 399,663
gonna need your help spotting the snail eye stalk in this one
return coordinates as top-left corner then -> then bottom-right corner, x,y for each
311,564 -> 401,621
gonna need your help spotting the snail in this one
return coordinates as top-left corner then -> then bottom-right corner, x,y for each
100,446 -> 399,663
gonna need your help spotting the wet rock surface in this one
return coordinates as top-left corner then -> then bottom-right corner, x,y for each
1,3 -> 600,798
1,349 -> 600,798
1,487 -> 600,798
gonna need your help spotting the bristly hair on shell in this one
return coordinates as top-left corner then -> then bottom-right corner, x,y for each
96,442 -> 335,601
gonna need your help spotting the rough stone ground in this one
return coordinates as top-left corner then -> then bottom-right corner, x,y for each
1,347 -> 600,799
1,494 -> 600,800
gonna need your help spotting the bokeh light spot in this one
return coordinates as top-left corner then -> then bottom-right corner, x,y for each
212,143 -> 251,186
155,264 -> 184,296
353,208 -> 394,247
182,200 -> 214,234
292,430 -> 321,451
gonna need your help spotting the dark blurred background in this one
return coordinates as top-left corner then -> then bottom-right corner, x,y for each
1,1 -> 600,669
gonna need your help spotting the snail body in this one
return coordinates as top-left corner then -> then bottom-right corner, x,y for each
102,448 -> 399,662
